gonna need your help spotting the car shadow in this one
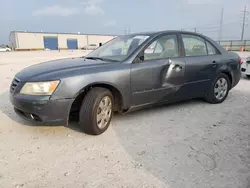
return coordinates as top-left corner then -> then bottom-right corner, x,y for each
1,88 -> 249,187
111,89 -> 250,187
241,75 -> 250,80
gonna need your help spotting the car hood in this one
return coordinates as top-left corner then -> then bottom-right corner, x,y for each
15,57 -> 112,81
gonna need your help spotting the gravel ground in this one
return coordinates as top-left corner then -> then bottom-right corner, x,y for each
0,51 -> 249,188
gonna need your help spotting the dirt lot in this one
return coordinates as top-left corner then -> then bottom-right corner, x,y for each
0,51 -> 249,188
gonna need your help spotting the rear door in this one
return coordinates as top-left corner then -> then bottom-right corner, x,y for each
130,34 -> 186,106
179,34 -> 221,98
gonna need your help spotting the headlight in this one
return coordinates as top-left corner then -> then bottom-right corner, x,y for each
20,80 -> 60,95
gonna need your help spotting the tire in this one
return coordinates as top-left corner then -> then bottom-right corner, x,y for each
79,87 -> 114,135
204,73 -> 231,104
246,75 -> 250,78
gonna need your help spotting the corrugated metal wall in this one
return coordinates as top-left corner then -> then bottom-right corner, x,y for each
12,32 -> 116,50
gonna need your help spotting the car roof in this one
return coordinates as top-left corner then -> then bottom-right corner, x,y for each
128,30 -> 194,36
126,30 -> 204,37
125,30 -> 223,51
123,30 -> 226,55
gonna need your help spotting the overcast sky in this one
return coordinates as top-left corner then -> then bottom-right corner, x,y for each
0,0 -> 249,44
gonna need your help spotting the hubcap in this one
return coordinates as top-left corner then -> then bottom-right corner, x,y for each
214,78 -> 228,100
96,96 -> 112,129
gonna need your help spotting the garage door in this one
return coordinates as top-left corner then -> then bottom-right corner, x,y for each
67,39 -> 78,49
43,37 -> 58,50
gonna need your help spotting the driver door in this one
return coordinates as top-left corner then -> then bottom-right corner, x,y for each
130,34 -> 186,106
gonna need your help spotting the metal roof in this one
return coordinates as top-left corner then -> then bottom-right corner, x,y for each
124,30 -> 205,36
10,30 -> 203,37
10,30 -> 118,36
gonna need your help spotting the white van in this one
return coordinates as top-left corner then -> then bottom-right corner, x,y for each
0,46 -> 11,52
241,56 -> 250,78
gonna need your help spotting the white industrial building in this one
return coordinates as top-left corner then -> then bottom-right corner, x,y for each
9,31 -> 117,51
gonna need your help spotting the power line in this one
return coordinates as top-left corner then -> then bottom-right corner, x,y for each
223,19 -> 240,25
200,26 -> 220,30
182,25 -> 219,31
240,5 -> 249,40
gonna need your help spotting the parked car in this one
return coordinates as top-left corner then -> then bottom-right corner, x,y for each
0,46 -> 11,52
241,56 -> 250,78
82,44 -> 97,50
9,30 -> 242,135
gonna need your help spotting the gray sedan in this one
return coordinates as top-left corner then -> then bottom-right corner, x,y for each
10,30 -> 242,135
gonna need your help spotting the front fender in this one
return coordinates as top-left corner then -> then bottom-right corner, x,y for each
50,68 -> 131,108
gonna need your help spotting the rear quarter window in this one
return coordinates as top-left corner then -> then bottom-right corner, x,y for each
206,41 -> 218,55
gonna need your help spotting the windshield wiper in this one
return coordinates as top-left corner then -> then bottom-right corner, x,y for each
85,56 -> 104,61
85,56 -> 119,62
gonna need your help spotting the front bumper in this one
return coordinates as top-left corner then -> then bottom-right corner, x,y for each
10,93 -> 74,125
241,61 -> 250,75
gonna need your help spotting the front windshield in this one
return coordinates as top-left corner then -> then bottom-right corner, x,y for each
86,34 -> 150,62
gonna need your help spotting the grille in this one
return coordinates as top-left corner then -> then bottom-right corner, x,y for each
10,77 -> 21,93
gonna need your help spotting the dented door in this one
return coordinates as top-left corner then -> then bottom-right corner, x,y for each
131,57 -> 185,106
130,33 -> 185,106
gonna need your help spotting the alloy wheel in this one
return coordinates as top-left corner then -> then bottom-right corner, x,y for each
214,78 -> 228,100
96,96 -> 112,129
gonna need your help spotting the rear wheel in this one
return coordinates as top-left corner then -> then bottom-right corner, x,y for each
204,73 -> 230,104
79,87 -> 114,135
246,75 -> 250,78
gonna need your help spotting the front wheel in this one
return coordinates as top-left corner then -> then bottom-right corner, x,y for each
204,73 -> 231,104
246,75 -> 250,78
79,87 -> 114,135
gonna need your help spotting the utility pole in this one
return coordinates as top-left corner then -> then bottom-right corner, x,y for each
240,6 -> 249,40
194,28 -> 197,33
125,28 -> 131,35
219,8 -> 224,41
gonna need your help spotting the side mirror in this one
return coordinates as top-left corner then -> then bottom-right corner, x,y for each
139,54 -> 144,61
133,51 -> 144,64
138,51 -> 145,61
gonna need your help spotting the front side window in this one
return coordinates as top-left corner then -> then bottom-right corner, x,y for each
86,35 -> 150,61
143,34 -> 179,61
182,34 -> 207,56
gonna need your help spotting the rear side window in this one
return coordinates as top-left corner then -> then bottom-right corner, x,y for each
182,34 -> 207,56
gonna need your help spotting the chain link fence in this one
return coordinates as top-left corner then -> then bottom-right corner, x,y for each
217,40 -> 250,51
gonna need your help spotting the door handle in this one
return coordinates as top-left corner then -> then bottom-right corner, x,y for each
212,60 -> 218,67
173,64 -> 183,70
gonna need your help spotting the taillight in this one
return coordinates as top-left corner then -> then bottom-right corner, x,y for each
238,57 -> 243,65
